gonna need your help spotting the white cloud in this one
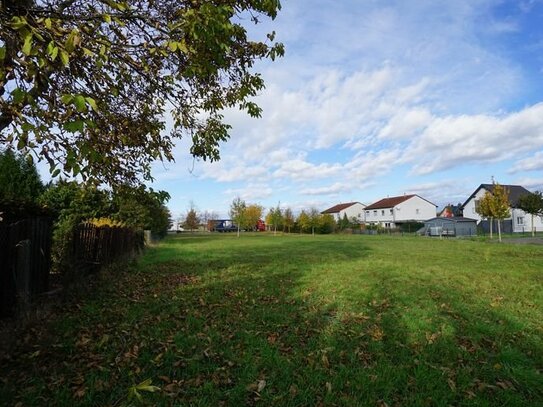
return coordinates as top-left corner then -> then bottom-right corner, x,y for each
223,183 -> 274,202
409,103 -> 543,175
512,177 -> 543,190
272,157 -> 343,181
300,182 -> 353,196
509,151 -> 543,173
403,180 -> 473,207
378,108 -> 433,140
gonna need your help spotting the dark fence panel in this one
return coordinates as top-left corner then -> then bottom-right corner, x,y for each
71,224 -> 144,275
0,217 -> 53,318
478,219 -> 513,235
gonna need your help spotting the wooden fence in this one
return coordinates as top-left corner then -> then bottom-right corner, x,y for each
71,223 -> 144,275
0,220 -> 143,318
0,217 -> 53,318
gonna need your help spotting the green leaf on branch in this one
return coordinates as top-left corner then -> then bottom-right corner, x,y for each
22,33 -> 33,55
74,95 -> 87,112
167,41 -> 178,52
63,120 -> 85,132
12,88 -> 26,104
85,97 -> 98,112
61,94 -> 73,104
10,16 -> 27,30
59,50 -> 69,66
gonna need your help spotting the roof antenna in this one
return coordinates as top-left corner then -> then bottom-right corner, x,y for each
491,175 -> 495,184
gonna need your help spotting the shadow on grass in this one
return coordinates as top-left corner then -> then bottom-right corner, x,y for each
1,235 -> 542,406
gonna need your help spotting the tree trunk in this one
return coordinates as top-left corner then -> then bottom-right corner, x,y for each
497,218 -> 502,242
532,213 -> 535,237
489,217 -> 493,239
237,225 -> 240,237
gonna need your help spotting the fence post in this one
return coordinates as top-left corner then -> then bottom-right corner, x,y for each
144,230 -> 152,246
15,239 -> 32,314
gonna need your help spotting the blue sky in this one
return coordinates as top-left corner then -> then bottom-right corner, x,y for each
148,0 -> 543,220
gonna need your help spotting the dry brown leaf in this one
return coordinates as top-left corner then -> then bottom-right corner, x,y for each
74,386 -> 86,398
257,380 -> 266,392
322,354 -> 330,368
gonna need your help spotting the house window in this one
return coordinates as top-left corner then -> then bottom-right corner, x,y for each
381,210 -> 385,216
385,222 -> 391,228
517,217 -> 524,225
373,210 -> 377,216
366,211 -> 370,215
416,209 -> 420,214
389,209 -> 393,215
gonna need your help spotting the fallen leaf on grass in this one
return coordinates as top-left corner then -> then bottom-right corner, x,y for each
267,333 -> 278,344
74,386 -> 86,398
321,354 -> 330,369
496,380 -> 514,390
325,382 -> 332,393
246,379 -> 266,394
257,380 -> 266,392
369,326 -> 384,341
127,378 -> 160,402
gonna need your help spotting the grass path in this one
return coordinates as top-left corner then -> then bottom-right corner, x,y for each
1,234 -> 542,406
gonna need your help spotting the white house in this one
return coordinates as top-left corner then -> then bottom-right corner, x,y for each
462,184 -> 543,233
364,194 -> 437,228
321,202 -> 366,223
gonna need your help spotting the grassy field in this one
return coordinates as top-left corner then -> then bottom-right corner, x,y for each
1,234 -> 542,406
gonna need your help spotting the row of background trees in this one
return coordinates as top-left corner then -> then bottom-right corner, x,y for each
177,197 -> 361,236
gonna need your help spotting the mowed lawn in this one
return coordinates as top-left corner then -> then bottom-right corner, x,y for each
2,234 -> 543,406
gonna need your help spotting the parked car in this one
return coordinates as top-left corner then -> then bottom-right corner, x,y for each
212,219 -> 238,232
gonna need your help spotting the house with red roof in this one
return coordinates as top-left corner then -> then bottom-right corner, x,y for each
321,202 -> 366,223
364,194 -> 437,228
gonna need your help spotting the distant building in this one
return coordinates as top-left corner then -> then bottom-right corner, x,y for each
321,202 -> 366,223
364,194 -> 437,228
462,184 -> 543,233
423,217 -> 477,237
438,203 -> 463,218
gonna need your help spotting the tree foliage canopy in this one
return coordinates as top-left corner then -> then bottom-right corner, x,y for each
244,203 -> 262,230
0,147 -> 43,203
229,196 -> 246,235
518,191 -> 543,217
183,208 -> 199,232
0,0 -> 283,185
517,190 -> 543,237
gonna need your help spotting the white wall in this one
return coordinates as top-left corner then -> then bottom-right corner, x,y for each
330,203 -> 366,222
339,203 -> 366,222
511,208 -> 543,233
395,195 -> 436,222
364,196 -> 436,226
463,188 -> 487,222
